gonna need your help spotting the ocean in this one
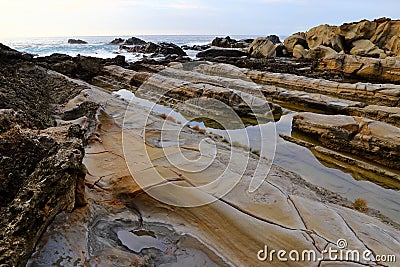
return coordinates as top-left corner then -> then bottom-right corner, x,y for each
1,35 -> 260,61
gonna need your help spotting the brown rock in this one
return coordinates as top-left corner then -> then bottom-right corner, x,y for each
247,37 -> 276,58
339,19 -> 377,42
284,32 -> 308,53
293,113 -> 400,169
316,54 -> 400,83
385,35 -> 400,56
350,39 -> 386,59
292,44 -> 308,59
308,45 -> 338,59
305,24 -> 345,52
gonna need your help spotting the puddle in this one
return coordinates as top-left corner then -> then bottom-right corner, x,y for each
117,229 -> 166,253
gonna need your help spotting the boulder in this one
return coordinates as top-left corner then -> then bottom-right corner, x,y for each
109,38 -> 125,45
211,36 -> 237,48
284,32 -> 308,53
34,54 -> 104,82
124,37 -> 147,45
306,24 -> 345,52
338,20 -> 377,43
308,45 -> 338,59
292,44 -> 308,59
369,19 -> 400,48
158,42 -> 187,56
275,43 -> 290,57
292,113 -> 400,170
350,39 -> 386,59
67,39 -> 87,44
196,48 -> 248,58
120,42 -> 187,57
211,36 -> 253,48
248,37 -> 276,58
315,54 -> 400,83
266,35 -> 281,44
385,35 -> 400,56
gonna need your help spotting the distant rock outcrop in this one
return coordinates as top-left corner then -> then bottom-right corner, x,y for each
68,39 -> 88,44
109,38 -> 125,45
211,36 -> 253,48
120,42 -> 187,57
124,36 -> 147,46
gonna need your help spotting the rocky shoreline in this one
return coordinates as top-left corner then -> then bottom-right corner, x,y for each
1,17 -> 400,267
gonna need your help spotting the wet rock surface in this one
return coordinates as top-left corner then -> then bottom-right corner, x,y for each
26,82 -> 400,266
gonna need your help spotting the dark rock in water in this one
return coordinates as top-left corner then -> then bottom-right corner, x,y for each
211,36 -> 253,48
68,39 -> 87,44
109,38 -> 125,45
266,35 -> 282,44
196,48 -> 248,58
211,36 -> 237,48
158,42 -> 187,56
181,44 -> 210,51
144,42 -> 160,53
121,42 -> 187,57
124,36 -> 147,46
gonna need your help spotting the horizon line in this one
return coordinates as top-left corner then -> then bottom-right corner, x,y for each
0,33 -> 289,39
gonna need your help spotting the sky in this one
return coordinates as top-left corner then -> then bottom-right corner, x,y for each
0,0 -> 399,37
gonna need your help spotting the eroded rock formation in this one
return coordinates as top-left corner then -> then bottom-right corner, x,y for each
293,112 -> 400,170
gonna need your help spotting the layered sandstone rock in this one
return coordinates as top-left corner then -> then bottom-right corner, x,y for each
306,24 -> 345,52
284,32 -> 308,53
350,39 -> 386,59
102,65 -> 282,119
316,54 -> 400,83
245,67 -> 400,106
247,37 -> 276,58
293,113 -> 400,170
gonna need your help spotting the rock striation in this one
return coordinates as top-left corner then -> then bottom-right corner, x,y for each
293,112 -> 400,170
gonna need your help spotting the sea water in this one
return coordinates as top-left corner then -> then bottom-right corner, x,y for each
0,35 -> 259,61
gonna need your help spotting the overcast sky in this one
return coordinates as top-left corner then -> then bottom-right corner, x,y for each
0,0 -> 399,37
